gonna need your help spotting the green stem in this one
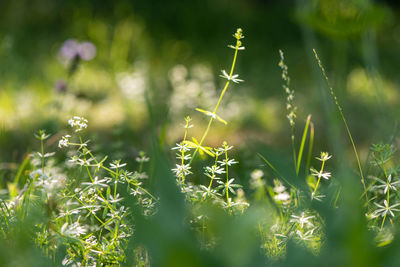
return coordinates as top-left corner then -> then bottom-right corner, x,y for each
313,49 -> 369,206
190,35 -> 242,165
313,160 -> 326,195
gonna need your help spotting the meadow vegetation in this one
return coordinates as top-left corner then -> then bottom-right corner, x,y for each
2,1 -> 400,265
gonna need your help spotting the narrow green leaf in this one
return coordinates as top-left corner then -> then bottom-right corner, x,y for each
296,115 -> 311,176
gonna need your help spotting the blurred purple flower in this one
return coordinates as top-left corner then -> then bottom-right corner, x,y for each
58,39 -> 96,64
54,79 -> 67,93
78,41 -> 96,61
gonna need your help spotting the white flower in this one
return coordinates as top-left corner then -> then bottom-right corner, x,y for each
61,222 -> 87,237
68,116 -> 88,132
218,158 -> 238,166
273,184 -> 286,194
251,169 -> 264,180
58,135 -> 71,148
290,212 -> 315,228
136,152 -> 150,163
311,192 -> 326,202
274,192 -> 290,202
228,44 -> 245,50
171,143 -> 190,152
172,164 -> 192,177
296,228 -> 315,241
316,152 -> 332,162
219,70 -> 244,83
372,200 -> 400,218
110,161 -> 127,169
310,168 -> 331,180
371,174 -> 400,194
82,176 -> 110,187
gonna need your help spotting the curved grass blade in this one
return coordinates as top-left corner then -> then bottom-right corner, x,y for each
296,115 -> 311,176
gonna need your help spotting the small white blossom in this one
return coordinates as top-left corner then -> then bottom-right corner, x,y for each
310,168 -> 331,180
371,174 -> 400,194
219,70 -> 244,83
171,143 -> 190,152
290,212 -> 315,229
68,116 -> 88,132
316,152 -> 332,162
218,158 -> 238,166
372,200 -> 400,218
58,135 -> 71,148
110,161 -> 127,169
274,192 -> 290,202
172,164 -> 192,177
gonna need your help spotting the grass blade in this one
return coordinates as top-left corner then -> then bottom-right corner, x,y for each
305,121 -> 315,177
313,49 -> 369,207
296,115 -> 311,176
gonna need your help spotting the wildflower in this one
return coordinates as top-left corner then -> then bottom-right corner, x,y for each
311,192 -> 326,202
58,135 -> 71,148
296,228 -> 315,241
218,142 -> 234,152
290,212 -> 315,229
316,152 -> 332,162
310,168 -> 331,180
68,116 -> 88,132
61,222 -> 87,237
205,165 -> 225,175
82,176 -> 109,188
172,164 -> 192,177
77,158 -> 93,166
372,200 -> 400,218
234,28 -> 244,39
136,151 -> 150,163
219,70 -> 244,83
274,192 -> 290,202
218,158 -> 238,166
371,174 -> 400,194
171,143 -> 190,152
273,181 -> 286,194
183,116 -> 194,129
251,169 -> 264,180
110,160 -> 127,169
228,44 -> 245,50
59,39 -> 96,62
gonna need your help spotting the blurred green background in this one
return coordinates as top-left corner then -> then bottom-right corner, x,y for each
2,0 -> 400,265
1,0 -> 399,155
1,0 -> 400,187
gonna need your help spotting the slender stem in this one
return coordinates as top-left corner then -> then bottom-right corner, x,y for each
380,152 -> 390,231
207,154 -> 219,192
41,138 -> 45,177
224,148 -> 230,204
313,49 -> 369,206
313,160 -> 326,195
189,34 -> 242,165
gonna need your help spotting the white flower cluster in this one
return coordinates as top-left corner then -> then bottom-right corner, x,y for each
68,116 -> 88,132
58,134 -> 71,148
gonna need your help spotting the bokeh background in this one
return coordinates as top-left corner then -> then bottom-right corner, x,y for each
0,0 -> 399,192
2,0 -> 400,265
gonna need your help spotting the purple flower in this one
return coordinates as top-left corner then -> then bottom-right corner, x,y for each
77,41 -> 96,61
58,39 -> 96,64
59,39 -> 80,61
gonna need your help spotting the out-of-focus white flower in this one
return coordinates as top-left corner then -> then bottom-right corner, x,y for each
68,116 -> 88,132
290,212 -> 315,229
219,70 -> 244,83
58,135 -> 71,148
